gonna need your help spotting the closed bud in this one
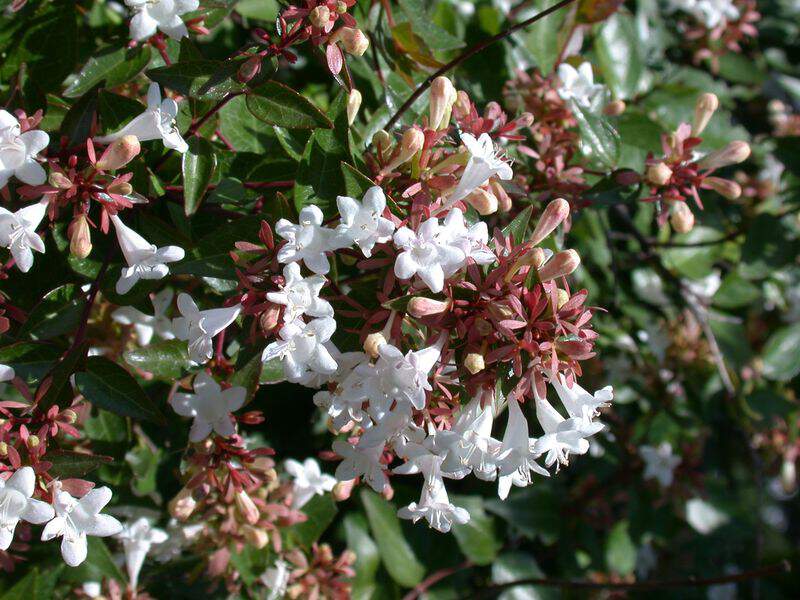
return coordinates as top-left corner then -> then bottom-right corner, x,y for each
697,141 -> 751,171
48,171 -> 72,189
69,215 -> 92,259
61,409 -> 78,424
382,127 -> 423,173
242,525 -> 269,549
237,55 -> 261,83
692,93 -> 719,136
646,162 -> 673,186
452,90 -> 471,120
407,297 -> 451,318
781,458 -> 797,495
107,181 -> 133,196
530,198 -> 570,245
309,5 -> 330,28
371,129 -> 393,155
333,479 -> 355,501
475,318 -> 493,336
0,442 -> 7,456
489,180 -> 512,212
538,249 -> 581,282
670,201 -> 695,234
27,435 -> 39,449
169,487 -> 197,520
347,89 -> 362,126
234,489 -> 260,525
703,176 -> 742,200
603,99 -> 626,116
464,352 -> 485,374
96,135 -> 140,171
259,304 -> 281,334
334,27 -> 369,55
466,187 -> 498,215
556,288 -> 570,310
429,76 -> 457,130
364,332 -> 386,358
335,1 -> 347,13
515,112 -> 534,128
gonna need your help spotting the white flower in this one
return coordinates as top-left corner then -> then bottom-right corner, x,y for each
332,440 -> 388,493
496,394 -> 549,500
556,62 -> 605,108
285,458 -> 337,509
0,110 -> 49,188
393,217 -> 465,293
169,371 -> 246,442
685,497 -> 729,535
0,198 -> 48,273
334,186 -> 395,257
262,317 -> 338,383
439,208 -> 496,275
0,364 -> 14,383
449,133 -> 512,203
640,442 -> 681,488
125,0 -> 199,41
439,394 -> 502,481
0,467 -> 55,550
669,0 -> 739,28
95,83 -> 188,153
548,373 -> 612,435
361,342 -> 440,411
172,294 -> 242,364
267,262 -> 333,323
82,582 -> 102,598
276,205 -> 336,275
110,215 -> 184,294
41,485 -> 123,567
117,517 -> 168,589
112,288 -> 176,346
260,559 -> 290,600
532,390 -> 592,470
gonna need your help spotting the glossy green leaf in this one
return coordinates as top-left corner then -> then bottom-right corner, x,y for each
46,449 -> 113,478
147,60 -> 245,100
124,339 -> 193,381
182,136 -> 217,215
571,101 -> 621,168
246,82 -> 333,129
761,322 -> 800,382
344,514 -> 381,600
605,520 -> 636,576
451,495 -> 501,565
64,45 -> 151,98
18,284 -> 84,341
595,12 -> 646,99
287,494 -> 338,547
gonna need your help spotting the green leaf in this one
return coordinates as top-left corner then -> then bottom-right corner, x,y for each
595,12 -> 646,100
398,0 -> 465,51
360,489 -> 425,587
605,520 -> 637,576
260,357 -> 285,384
0,342 -> 60,381
124,339 -> 193,381
344,514 -> 381,600
451,495 -> 501,566
46,449 -> 113,478
501,205 -> 533,243
520,0 -> 568,74
36,342 -> 87,413
0,565 -> 64,600
485,487 -> 559,543
182,136 -> 217,215
287,494 -> 338,547
571,101 -> 620,168
60,87 -> 99,147
18,284 -> 84,341
246,82 -> 333,129
98,90 -> 147,132
231,348 -> 264,402
147,60 -> 245,100
761,322 -> 800,382
491,552 -> 555,600
172,214 -> 264,278
75,356 -> 166,423
64,45 -> 152,98
712,273 -> 761,309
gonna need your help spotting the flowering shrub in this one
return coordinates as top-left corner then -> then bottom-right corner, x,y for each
0,0 -> 798,597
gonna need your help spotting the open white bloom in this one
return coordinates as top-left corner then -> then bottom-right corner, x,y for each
0,198 -> 48,273
112,288 -> 176,346
557,62 -> 605,108
334,186 -> 395,257
0,467 -> 55,550
276,205 -> 335,275
110,215 -> 184,294
41,485 -> 123,567
668,0 -> 739,27
172,294 -> 242,364
82,582 -> 102,598
395,441 -> 470,533
332,440 -> 388,493
285,458 -> 337,509
0,110 -> 49,188
260,559 -> 291,600
439,395 -> 502,481
393,218 -> 465,293
532,392 -> 590,471
125,0 -> 199,41
640,442 -> 682,488
449,133 -> 513,203
170,371 -> 246,442
548,372 -> 612,435
0,364 -> 14,383
267,262 -> 333,323
95,83 -> 188,153
360,342 -> 441,411
117,517 -> 168,589
262,317 -> 338,383
440,208 -> 496,275
685,497 -> 729,534
496,394 -> 549,500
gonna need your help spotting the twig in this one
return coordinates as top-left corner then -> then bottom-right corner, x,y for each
384,0 -> 578,130
402,561 -> 473,600
71,247 -> 112,350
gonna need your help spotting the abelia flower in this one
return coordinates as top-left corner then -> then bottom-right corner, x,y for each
266,262 -> 334,323
334,186 -> 395,257
556,62 -> 605,108
172,294 -> 242,364
125,0 -> 199,41
496,394 -> 549,500
112,288 -> 176,346
0,110 -> 49,188
262,317 -> 339,383
260,559 -> 291,600
41,485 -> 123,567
276,205 -> 336,275
359,342 -> 441,411
110,215 -> 185,294
117,517 -> 168,589
393,218 -> 465,293
0,467 -> 55,550
439,208 -> 496,275
332,440 -> 388,493
439,395 -> 502,481
548,373 -> 612,435
0,198 -> 48,273
170,371 -> 246,442
640,442 -> 682,488
95,83 -> 188,153
285,457 -> 337,509
449,132 -> 513,203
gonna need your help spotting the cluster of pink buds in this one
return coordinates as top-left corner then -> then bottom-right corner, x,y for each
681,0 -> 760,71
283,543 -> 355,599
642,93 -> 751,233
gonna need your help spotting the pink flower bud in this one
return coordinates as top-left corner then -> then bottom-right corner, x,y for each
48,171 -> 73,189
670,201 -> 694,234
515,112 -> 534,128
538,249 -> 581,282
309,5 -> 331,28
242,525 -> 269,549
237,55 -> 262,83
407,297 -> 451,318
96,135 -> 140,171
429,76 -> 456,130
603,99 -> 626,116
466,187 -> 498,215
646,162 -> 673,186
452,90 -> 471,120
347,89 -> 362,126
259,304 -> 281,334
364,332 -> 387,358
333,27 -> 369,56
107,181 -> 133,196
382,127 -> 423,173
169,487 -> 197,520
530,198 -> 570,245
697,141 -> 751,170
464,352 -> 485,374
333,479 -> 355,501
489,180 -> 512,212
692,93 -> 719,136
702,176 -> 742,200
235,489 -> 260,525
68,215 -> 92,259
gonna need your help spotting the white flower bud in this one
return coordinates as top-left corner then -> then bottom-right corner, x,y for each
347,89 -> 362,126
692,93 -> 719,136
464,352 -> 485,374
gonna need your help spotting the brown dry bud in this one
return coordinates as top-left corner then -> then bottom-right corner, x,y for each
692,93 -> 719,136
530,198 -> 570,246
646,162 -> 673,186
703,176 -> 742,200
96,135 -> 140,171
670,201 -> 695,234
603,99 -> 626,116
538,249 -> 581,282
364,332 -> 387,358
464,353 -> 485,375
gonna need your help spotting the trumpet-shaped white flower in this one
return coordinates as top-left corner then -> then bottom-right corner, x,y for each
532,392 -> 591,470
0,110 -> 49,188
117,517 -> 168,589
393,218 -> 465,293
172,293 -> 242,364
496,394 -> 549,500
334,186 -> 395,257
285,458 -> 337,509
640,442 -> 682,488
439,395 -> 502,481
548,373 -> 612,435
112,288 -> 176,346
276,205 -> 335,275
95,83 -> 188,153
449,133 -> 513,203
110,215 -> 184,294
41,485 -> 123,567
440,208 -> 496,275
260,559 -> 291,600
170,371 -> 246,442
125,0 -> 199,41
557,62 -> 605,108
0,198 -> 48,273
0,364 -> 14,383
267,262 -> 333,323
262,317 -> 339,383
332,440 -> 388,493
360,342 -> 440,411
0,467 -> 55,550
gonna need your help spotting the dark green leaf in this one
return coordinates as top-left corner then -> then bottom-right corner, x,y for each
344,514 -> 381,600
182,136 -> 217,215
246,82 -> 333,129
0,342 -> 60,381
595,13 -> 646,99
502,205 -> 533,244
761,322 -> 800,382
451,495 -> 501,565
124,339 -> 193,381
572,101 -> 621,168
65,45 -> 152,98
147,60 -> 245,100
36,342 -> 87,413
287,494 -> 337,547
18,284 -> 84,341
46,449 -> 113,478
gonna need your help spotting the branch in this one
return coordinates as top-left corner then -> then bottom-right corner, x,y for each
384,0 -> 578,130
